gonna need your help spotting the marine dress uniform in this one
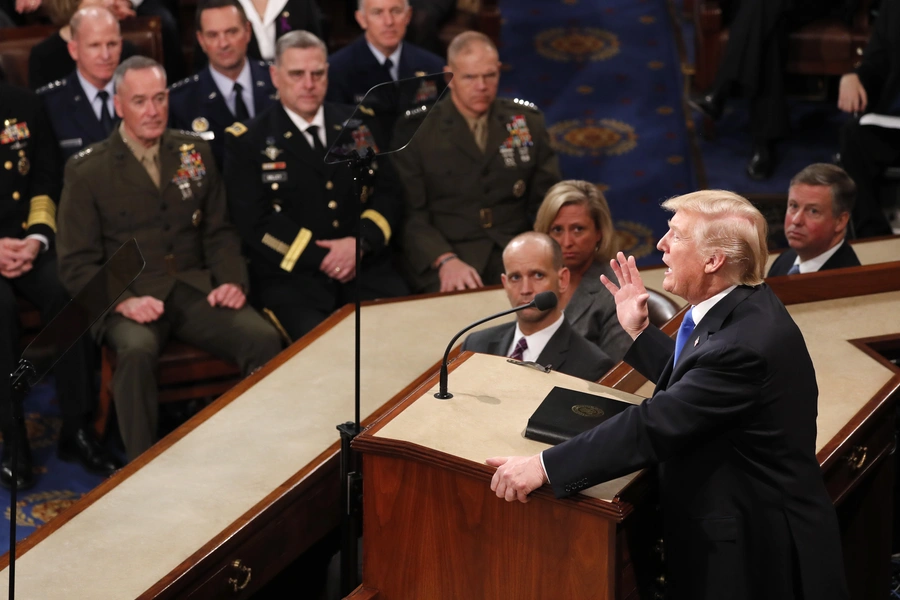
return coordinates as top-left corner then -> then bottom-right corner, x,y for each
223,102 -> 408,341
394,96 -> 561,292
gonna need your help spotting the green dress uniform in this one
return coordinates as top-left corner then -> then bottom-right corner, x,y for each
393,96 -> 561,292
57,127 -> 282,460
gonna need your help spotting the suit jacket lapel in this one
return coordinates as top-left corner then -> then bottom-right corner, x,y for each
487,324 -> 516,357
110,130 -> 157,192
250,61 -> 276,111
565,263 -> 607,324
275,105 -> 323,171
437,100 -> 482,163
536,320 -> 570,371
199,67 -> 237,130
68,75 -> 107,141
479,103 -> 509,171
158,130 -> 182,193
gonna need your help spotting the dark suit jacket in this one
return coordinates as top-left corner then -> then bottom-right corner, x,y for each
394,96 -> 561,289
543,284 -> 848,600
461,318 -> 614,381
37,71 -> 114,166
767,240 -> 861,276
326,37 -> 446,105
27,32 -> 138,91
58,128 -> 247,307
168,61 -> 277,167
0,82 -> 60,243
855,0 -> 900,115
565,262 -> 633,363
223,102 -> 406,312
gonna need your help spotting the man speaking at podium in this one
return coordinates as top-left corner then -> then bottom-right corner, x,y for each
487,190 -> 848,600
461,232 -> 613,381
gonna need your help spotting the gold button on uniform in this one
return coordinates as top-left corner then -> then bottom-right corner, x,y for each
4,161 -> 11,170
17,150 -> 25,157
332,220 -> 340,228
325,181 -> 334,190
328,200 -> 337,209
12,191 -> 20,201
271,183 -> 279,190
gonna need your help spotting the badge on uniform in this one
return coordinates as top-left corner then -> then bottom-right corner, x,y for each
172,143 -> 206,197
512,179 -> 526,198
501,115 -> 534,164
263,172 -> 287,183
262,162 -> 286,170
1,120 -> 30,146
17,156 -> 29,176
263,138 -> 283,160
192,117 -> 209,133
192,209 -> 203,227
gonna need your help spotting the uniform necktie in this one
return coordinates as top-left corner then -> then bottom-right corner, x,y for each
673,307 -> 695,366
142,152 -> 160,188
472,118 -> 487,153
233,82 -> 249,121
97,90 -> 114,134
383,58 -> 394,80
509,336 -> 528,361
787,264 -> 801,275
306,125 -> 326,155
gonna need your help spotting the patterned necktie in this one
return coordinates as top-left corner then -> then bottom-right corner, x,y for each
383,58 -> 394,81
97,90 -> 114,135
233,82 -> 249,121
673,307 -> 695,366
509,336 -> 528,361
787,264 -> 801,275
306,125 -> 326,155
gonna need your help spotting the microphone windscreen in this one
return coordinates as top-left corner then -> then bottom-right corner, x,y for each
533,291 -> 558,311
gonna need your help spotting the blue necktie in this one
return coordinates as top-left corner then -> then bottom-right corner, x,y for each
787,264 -> 801,275
673,307 -> 695,366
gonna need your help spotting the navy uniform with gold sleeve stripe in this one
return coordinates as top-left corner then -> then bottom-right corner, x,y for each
223,101 -> 408,340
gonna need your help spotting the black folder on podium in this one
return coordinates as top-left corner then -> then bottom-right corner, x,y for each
525,386 -> 634,445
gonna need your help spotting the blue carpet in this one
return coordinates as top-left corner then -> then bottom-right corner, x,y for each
498,0 -> 696,265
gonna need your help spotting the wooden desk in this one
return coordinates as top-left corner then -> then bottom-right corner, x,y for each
0,289 -> 514,599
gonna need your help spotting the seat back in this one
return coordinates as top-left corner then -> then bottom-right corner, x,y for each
647,288 -> 680,328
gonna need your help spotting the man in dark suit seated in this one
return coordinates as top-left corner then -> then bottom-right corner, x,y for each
768,163 -> 860,276
38,6 -> 125,165
462,232 -> 614,381
57,56 -> 282,461
1,81 -> 121,490
487,190 -> 848,600
169,0 -> 277,168
224,30 -> 408,342
326,0 -> 445,105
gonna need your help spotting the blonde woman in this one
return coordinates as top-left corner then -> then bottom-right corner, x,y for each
534,180 -> 630,362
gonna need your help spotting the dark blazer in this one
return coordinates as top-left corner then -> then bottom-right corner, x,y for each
0,82 -> 60,244
767,240 -> 861,276
28,32 -> 138,91
168,61 -> 277,167
326,37 -> 446,105
58,128 -> 247,306
394,96 -> 561,289
564,261 -> 633,363
855,0 -> 900,115
461,318 -> 614,381
542,285 -> 848,600
37,71 -> 115,165
223,102 -> 406,312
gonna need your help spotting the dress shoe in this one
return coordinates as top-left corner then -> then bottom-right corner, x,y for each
688,90 -> 725,121
58,427 -> 123,477
746,142 -> 775,181
1,431 -> 35,491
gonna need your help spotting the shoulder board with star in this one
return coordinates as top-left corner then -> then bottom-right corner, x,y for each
501,97 -> 540,112
176,130 -> 205,139
169,74 -> 200,91
72,147 -> 95,161
225,122 -> 248,137
35,78 -> 67,95
254,59 -> 272,68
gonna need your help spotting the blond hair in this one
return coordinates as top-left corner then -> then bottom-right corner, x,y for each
533,180 -> 616,262
661,190 -> 768,286
446,30 -> 498,65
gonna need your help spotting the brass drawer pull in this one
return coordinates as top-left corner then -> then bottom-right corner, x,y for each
845,446 -> 868,471
228,559 -> 252,593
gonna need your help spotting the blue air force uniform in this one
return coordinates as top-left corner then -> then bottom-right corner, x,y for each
37,72 -> 116,166
326,37 -> 446,105
169,60 -> 277,167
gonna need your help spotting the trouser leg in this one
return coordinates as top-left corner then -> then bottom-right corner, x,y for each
839,120 -> 900,238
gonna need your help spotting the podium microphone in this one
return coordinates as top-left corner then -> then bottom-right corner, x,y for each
435,291 -> 558,399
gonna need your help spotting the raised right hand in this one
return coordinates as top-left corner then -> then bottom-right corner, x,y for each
600,252 -> 650,339
115,296 -> 165,324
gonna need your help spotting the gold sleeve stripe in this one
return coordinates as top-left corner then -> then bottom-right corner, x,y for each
280,228 -> 312,272
26,195 -> 57,232
262,233 -> 289,255
225,122 -> 248,137
361,209 -> 391,244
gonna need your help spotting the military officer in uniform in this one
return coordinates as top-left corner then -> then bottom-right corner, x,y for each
57,57 -> 282,461
394,31 -> 561,293
224,31 -> 408,341
326,0 -> 445,106
1,81 -> 121,489
38,6 -> 125,166
169,0 -> 277,168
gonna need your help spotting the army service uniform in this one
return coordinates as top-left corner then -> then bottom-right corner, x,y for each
393,97 -> 561,292
57,127 -> 282,460
224,102 -> 408,341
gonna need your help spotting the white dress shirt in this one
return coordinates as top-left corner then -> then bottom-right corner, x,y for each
366,41 -> 402,81
76,70 -> 115,122
237,0 -> 289,61
505,314 -> 565,363
282,103 -> 326,149
208,61 -> 256,118
788,239 -> 847,274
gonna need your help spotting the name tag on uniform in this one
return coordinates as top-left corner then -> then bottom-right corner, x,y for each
263,172 -> 287,183
59,138 -> 83,149
198,131 -> 215,141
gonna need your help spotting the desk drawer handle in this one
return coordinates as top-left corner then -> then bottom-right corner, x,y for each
845,446 -> 868,471
228,559 -> 252,593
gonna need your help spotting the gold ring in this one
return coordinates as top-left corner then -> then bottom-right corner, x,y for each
334,267 -> 341,273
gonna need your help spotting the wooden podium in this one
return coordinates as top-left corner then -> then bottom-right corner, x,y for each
351,260 -> 900,600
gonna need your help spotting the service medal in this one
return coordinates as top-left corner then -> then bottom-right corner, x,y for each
192,117 -> 209,133
17,156 -> 29,176
512,179 -> 526,198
